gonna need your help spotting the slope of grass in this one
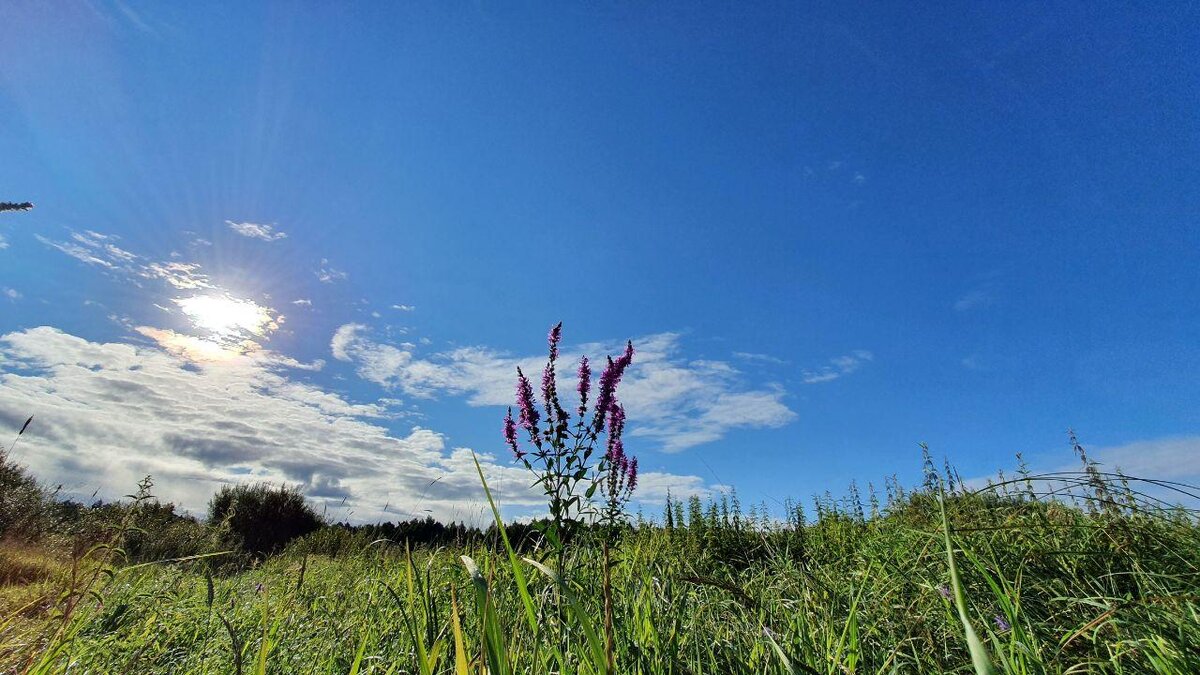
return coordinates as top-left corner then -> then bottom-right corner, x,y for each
4,476 -> 1198,674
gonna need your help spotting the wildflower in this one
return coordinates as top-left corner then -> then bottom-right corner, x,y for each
606,403 -> 626,456
576,356 -> 591,418
547,321 -> 562,361
503,407 -> 522,458
504,324 -> 638,547
541,363 -> 556,420
514,368 -> 542,449
254,582 -> 264,594
993,615 -> 1011,632
540,323 -> 568,428
937,584 -> 951,599
542,362 -> 567,429
593,340 -> 634,432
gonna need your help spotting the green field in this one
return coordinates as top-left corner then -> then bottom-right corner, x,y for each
3,455 -> 1199,674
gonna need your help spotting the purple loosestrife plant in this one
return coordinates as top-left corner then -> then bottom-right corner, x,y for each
504,323 -> 638,561
600,401 -> 638,537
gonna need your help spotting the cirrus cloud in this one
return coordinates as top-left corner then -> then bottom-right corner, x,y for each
226,220 -> 287,242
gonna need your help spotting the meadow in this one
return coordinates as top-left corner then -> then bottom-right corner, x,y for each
1,446 -> 1199,674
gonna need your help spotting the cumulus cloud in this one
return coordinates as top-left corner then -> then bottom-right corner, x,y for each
0,327 -> 711,521
802,350 -> 873,384
3,287 -> 20,300
0,327 -> 522,521
391,304 -> 415,312
226,220 -> 287,242
331,327 -> 796,453
1089,436 -> 1200,482
0,233 -> 8,249
292,299 -> 313,307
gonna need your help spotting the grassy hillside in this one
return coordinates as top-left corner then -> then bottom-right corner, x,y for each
2,455 -> 1198,674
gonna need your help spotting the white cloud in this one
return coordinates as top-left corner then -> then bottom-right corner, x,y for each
3,288 -> 20,300
38,227 -> 289,361
292,299 -> 313,307
331,327 -> 796,453
802,350 -> 873,384
733,351 -> 787,365
0,233 -> 8,249
0,328 -> 510,521
317,258 -> 347,283
1090,436 -> 1200,482
144,261 -> 212,289
392,304 -> 415,312
37,229 -> 213,289
37,233 -> 117,268
226,220 -> 287,242
0,327 -> 711,521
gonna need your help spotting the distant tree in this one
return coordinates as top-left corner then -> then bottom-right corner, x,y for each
208,483 -> 322,557
0,202 -> 34,213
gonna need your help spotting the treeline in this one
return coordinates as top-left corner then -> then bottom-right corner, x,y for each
4,439 -> 1195,573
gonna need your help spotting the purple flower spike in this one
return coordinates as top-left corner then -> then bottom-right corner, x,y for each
577,356 -> 591,417
608,403 -> 626,441
515,368 -> 541,448
503,407 -> 522,458
542,363 -> 556,414
993,615 -> 1011,633
593,341 -> 635,432
937,584 -> 951,599
610,438 -> 625,464
548,322 -> 562,362
628,457 -> 638,491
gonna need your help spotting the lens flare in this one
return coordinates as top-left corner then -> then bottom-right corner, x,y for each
174,294 -> 277,341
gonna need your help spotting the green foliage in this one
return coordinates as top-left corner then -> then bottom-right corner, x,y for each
3,450 -> 1199,673
0,456 -> 54,541
208,483 -> 323,557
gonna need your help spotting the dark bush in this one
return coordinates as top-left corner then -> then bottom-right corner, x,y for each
207,483 -> 322,557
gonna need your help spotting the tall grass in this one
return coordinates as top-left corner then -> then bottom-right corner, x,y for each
3,452 -> 1198,673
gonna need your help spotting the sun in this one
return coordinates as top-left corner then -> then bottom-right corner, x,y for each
174,294 -> 279,344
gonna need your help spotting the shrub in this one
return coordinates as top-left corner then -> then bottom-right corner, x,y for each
123,501 -> 218,563
207,483 -> 322,557
0,456 -> 54,542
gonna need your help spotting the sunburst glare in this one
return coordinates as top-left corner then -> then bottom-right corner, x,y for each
173,294 -> 281,350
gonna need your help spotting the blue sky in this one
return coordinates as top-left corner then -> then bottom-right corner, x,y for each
1,2 -> 1197,521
